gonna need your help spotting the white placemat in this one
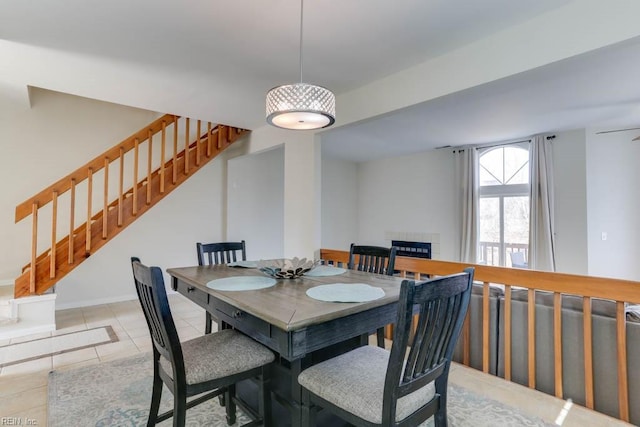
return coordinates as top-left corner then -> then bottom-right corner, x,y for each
206,276 -> 276,291
305,265 -> 347,277
306,283 -> 385,303
227,260 -> 258,268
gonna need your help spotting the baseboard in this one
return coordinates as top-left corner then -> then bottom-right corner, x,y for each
55,293 -> 140,310
0,279 -> 14,287
55,288 -> 177,310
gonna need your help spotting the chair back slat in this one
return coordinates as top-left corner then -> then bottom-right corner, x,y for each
382,267 -> 474,423
197,241 -> 246,266
348,243 -> 396,276
131,257 -> 184,369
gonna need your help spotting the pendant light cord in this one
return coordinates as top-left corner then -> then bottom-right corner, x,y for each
299,0 -> 304,83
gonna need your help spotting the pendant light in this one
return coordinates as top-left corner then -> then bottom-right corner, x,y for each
266,0 -> 336,130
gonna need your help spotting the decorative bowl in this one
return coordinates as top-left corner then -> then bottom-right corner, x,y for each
257,257 -> 318,279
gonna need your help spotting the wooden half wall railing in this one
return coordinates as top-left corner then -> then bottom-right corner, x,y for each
320,248 -> 640,424
14,114 -> 248,297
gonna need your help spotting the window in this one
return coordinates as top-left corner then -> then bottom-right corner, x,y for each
478,144 -> 529,267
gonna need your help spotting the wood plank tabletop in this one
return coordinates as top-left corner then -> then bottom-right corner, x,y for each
167,265 -> 405,331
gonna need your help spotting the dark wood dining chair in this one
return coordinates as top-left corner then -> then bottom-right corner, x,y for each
348,243 -> 397,347
131,257 -> 273,427
348,243 -> 397,275
298,268 -> 474,427
196,240 -> 246,334
197,240 -> 247,266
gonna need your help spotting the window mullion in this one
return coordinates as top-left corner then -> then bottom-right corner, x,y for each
499,196 -> 505,266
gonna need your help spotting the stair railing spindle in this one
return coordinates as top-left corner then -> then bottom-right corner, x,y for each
50,191 -> 58,278
196,120 -> 201,166
102,158 -> 109,239
173,120 -> 178,184
147,130 -> 152,205
86,168 -> 93,254
30,202 -> 38,294
133,139 -> 139,215
118,148 -> 124,226
68,179 -> 75,264
184,118 -> 190,174
207,122 -> 212,157
160,121 -> 166,194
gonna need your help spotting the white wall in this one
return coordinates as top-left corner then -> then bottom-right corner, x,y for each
552,130 -> 588,274
227,147 -> 284,260
355,149 -> 459,260
320,131 -> 598,274
586,128 -> 640,280
321,155 -> 358,250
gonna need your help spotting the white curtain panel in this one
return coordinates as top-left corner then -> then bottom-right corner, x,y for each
458,148 -> 479,263
529,135 -> 556,271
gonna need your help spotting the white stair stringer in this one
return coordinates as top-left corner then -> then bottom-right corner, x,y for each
0,283 -> 56,340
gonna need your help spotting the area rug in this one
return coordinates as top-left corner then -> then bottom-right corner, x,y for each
0,326 -> 117,368
48,353 -> 553,427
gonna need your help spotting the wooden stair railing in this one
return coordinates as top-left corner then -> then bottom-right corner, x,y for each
14,114 -> 248,298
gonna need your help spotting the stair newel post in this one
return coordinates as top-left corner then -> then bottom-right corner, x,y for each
196,120 -> 202,166
50,191 -> 58,279
207,122 -> 212,157
30,202 -> 38,294
147,130 -> 152,205
133,138 -> 139,215
102,158 -> 109,239
172,120 -> 178,185
160,121 -> 166,194
68,178 -> 76,264
118,147 -> 124,227
86,168 -> 93,255
184,118 -> 190,174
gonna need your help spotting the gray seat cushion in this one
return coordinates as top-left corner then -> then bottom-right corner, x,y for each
160,329 -> 274,385
298,346 -> 435,424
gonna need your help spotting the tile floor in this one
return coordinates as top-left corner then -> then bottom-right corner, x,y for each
0,293 -> 630,426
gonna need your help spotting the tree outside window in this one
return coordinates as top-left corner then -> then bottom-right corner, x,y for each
478,145 -> 530,267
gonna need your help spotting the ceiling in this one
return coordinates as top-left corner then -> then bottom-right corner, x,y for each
2,0 -> 640,162
321,37 -> 640,161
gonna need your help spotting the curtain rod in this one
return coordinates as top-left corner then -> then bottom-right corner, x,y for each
474,139 -> 530,151
453,134 -> 556,152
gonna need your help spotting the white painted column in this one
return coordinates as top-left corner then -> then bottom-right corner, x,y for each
283,133 -> 321,259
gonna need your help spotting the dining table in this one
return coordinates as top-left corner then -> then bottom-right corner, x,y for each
167,263 -> 405,426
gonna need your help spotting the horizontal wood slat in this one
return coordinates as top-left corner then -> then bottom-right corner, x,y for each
319,250 -> 640,304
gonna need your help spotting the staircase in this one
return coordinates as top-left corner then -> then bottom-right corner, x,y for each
13,114 -> 248,298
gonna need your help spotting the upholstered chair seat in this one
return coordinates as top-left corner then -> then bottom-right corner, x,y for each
159,329 -> 275,385
298,346 -> 435,424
